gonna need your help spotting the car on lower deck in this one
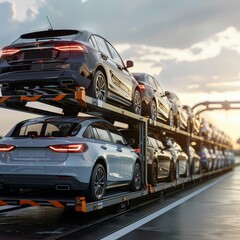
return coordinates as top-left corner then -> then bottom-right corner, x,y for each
0,29 -> 142,115
0,116 -> 141,201
162,138 -> 189,180
120,129 -> 173,185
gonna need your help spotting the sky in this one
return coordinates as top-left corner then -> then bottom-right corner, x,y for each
0,0 -> 240,147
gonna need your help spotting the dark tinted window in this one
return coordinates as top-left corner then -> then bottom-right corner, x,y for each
91,122 -> 111,142
107,124 -> 126,145
12,121 -> 79,137
94,36 -> 110,56
106,42 -> 124,67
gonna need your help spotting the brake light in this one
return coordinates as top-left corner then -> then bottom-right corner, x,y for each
54,44 -> 86,52
138,84 -> 146,90
134,148 -> 140,154
49,144 -> 87,153
1,48 -> 20,57
0,145 -> 15,152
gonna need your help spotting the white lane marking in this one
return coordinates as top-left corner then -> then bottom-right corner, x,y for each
101,173 -> 231,240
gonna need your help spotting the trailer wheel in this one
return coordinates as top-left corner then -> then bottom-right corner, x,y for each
131,162 -> 141,191
87,163 -> 106,201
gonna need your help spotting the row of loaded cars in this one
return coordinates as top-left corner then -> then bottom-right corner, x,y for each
0,28 -> 235,201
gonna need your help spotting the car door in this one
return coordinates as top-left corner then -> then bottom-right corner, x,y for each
106,123 -> 135,182
93,35 -> 133,104
153,77 -> 171,120
90,122 -> 122,183
105,41 -> 134,104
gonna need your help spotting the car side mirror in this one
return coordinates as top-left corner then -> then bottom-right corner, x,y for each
126,60 -> 134,68
127,138 -> 135,146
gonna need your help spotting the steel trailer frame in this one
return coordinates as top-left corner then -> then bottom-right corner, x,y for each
0,87 -> 234,213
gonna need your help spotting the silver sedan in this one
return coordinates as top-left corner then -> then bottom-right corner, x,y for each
0,116 -> 141,201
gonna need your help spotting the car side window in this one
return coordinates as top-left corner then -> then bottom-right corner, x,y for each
106,42 -> 124,68
106,123 -> 126,145
156,140 -> 164,149
19,123 -> 43,136
88,36 -> 97,49
148,75 -> 157,90
149,137 -> 158,149
94,35 -> 110,56
91,122 -> 111,142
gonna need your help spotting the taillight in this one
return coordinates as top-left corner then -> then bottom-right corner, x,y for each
49,144 -> 88,153
138,84 -> 146,90
0,145 -> 15,152
54,44 -> 87,53
134,148 -> 140,154
1,48 -> 20,57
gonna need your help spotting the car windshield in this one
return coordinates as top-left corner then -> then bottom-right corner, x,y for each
12,30 -> 82,44
11,121 -> 81,137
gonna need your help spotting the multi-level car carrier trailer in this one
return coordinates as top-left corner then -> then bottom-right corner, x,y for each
0,87 -> 235,213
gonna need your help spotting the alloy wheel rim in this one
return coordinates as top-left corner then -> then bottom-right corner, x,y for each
96,74 -> 106,101
134,91 -> 142,115
94,167 -> 105,198
135,163 -> 141,190
151,101 -> 157,121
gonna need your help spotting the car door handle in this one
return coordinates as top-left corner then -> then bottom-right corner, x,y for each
101,145 -> 107,150
117,148 -> 122,152
101,53 -> 108,60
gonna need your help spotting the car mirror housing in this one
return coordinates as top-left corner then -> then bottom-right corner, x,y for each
126,60 -> 134,68
127,138 -> 135,146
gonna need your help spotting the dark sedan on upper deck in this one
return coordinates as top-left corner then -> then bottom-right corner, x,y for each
132,73 -> 174,127
0,29 -> 141,115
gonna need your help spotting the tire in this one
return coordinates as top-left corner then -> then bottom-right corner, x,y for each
89,70 -> 108,101
187,119 -> 191,133
131,89 -> 142,115
131,162 -> 142,191
175,161 -> 180,179
168,109 -> 174,127
175,114 -> 180,128
167,161 -> 176,182
150,100 -> 157,121
87,163 -> 106,201
149,160 -> 158,186
184,161 -> 191,177
198,161 -> 203,174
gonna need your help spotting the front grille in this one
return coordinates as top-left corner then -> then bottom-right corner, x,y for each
24,50 -> 53,60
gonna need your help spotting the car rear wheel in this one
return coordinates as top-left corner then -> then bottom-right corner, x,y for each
131,162 -> 142,191
90,70 -> 108,101
149,160 -> 158,186
150,100 -> 157,121
167,161 -> 175,182
184,161 -> 191,177
87,163 -> 106,201
175,114 -> 180,128
131,89 -> 142,115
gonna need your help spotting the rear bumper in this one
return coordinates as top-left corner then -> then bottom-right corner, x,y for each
0,69 -> 91,89
0,174 -> 89,191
